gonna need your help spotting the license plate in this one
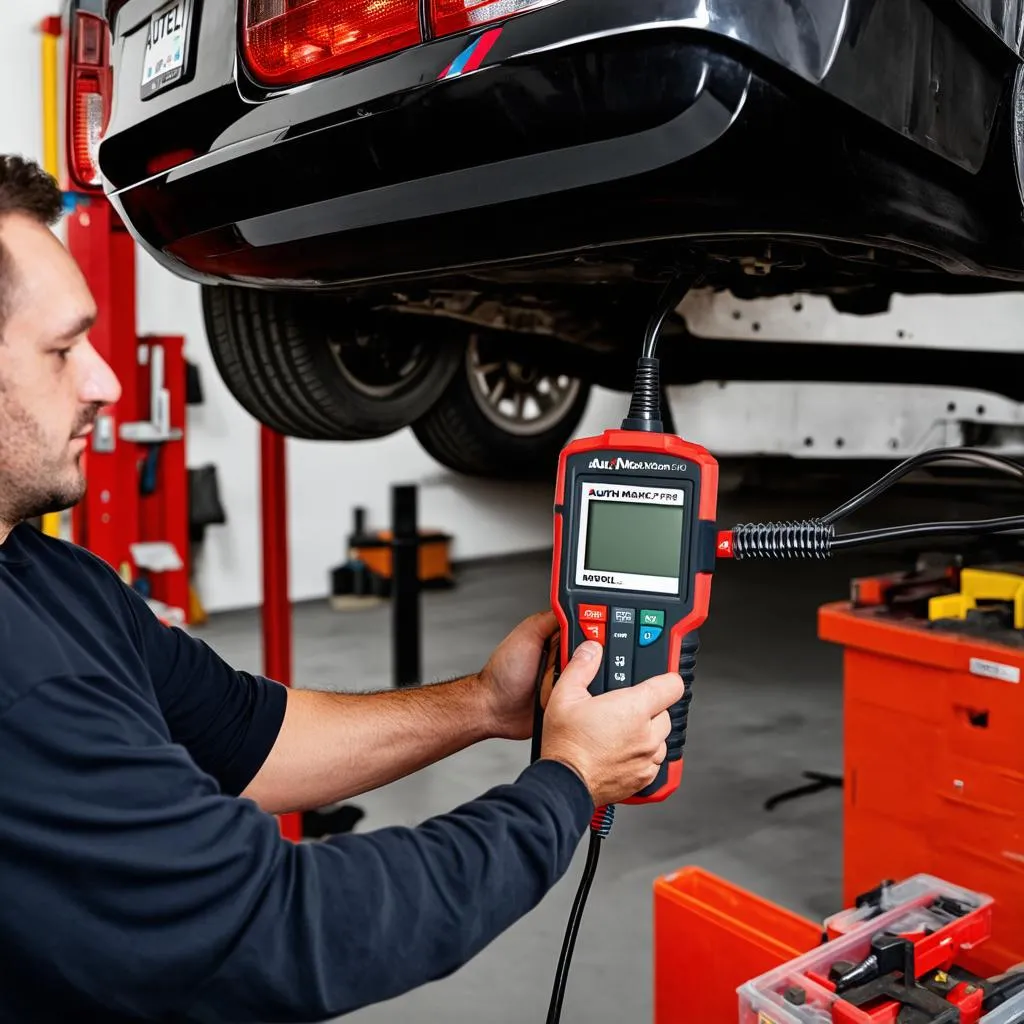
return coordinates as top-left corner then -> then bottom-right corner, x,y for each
141,0 -> 194,99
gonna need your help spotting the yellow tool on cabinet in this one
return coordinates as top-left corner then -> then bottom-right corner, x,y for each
928,567 -> 1024,629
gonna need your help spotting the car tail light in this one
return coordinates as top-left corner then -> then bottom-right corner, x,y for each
430,0 -> 561,36
243,0 -> 421,86
66,12 -> 112,191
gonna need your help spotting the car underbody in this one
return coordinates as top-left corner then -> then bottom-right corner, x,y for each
97,0 -> 1024,477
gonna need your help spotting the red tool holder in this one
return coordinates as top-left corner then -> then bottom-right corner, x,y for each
135,336 -> 190,619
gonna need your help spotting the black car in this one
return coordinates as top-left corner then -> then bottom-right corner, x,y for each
97,0 -> 1024,478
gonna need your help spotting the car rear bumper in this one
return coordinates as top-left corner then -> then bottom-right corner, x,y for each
101,0 -> 1020,288
110,43 -> 765,286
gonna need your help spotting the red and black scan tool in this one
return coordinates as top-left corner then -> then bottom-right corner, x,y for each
536,427 -> 719,803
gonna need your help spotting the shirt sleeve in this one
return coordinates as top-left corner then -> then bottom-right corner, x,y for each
117,575 -> 288,796
0,675 -> 592,1022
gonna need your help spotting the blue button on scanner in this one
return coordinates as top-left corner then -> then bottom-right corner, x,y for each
638,626 -> 663,647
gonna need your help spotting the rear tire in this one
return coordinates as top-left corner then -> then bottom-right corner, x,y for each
201,286 -> 462,440
412,332 -> 591,480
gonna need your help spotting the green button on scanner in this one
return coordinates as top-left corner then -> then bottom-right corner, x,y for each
639,609 -> 665,628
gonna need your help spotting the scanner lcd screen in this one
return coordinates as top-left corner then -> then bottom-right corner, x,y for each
584,500 -> 684,579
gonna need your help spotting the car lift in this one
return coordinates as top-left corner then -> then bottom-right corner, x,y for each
43,12 -> 303,842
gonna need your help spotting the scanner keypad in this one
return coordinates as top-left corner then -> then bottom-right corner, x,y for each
575,604 -> 666,690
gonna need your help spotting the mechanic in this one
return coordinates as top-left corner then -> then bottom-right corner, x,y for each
0,154 -> 684,1023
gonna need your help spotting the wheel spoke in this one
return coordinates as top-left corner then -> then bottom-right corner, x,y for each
488,378 -> 507,406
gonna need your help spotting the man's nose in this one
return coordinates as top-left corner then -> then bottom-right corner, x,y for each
77,342 -> 122,406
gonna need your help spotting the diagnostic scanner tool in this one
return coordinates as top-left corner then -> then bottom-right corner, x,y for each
541,427 -> 720,802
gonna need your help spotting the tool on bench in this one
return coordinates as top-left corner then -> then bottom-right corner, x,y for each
739,874 -> 1024,1024
534,270 -> 1024,1024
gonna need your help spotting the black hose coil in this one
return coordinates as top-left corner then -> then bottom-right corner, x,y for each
731,520 -> 835,560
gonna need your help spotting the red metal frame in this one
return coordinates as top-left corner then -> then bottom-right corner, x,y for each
67,199 -> 141,575
260,427 -> 302,842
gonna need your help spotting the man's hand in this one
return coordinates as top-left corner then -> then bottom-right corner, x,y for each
540,640 -> 684,807
477,610 -> 558,741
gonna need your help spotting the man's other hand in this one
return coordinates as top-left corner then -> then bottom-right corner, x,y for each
477,611 -> 557,741
540,641 -> 683,807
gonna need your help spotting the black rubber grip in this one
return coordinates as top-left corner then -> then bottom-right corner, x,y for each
667,631 -> 700,762
530,633 -> 559,765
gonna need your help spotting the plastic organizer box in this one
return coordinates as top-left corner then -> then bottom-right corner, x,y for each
737,874 -> 1024,1023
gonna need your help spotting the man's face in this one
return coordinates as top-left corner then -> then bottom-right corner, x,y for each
0,213 -> 121,528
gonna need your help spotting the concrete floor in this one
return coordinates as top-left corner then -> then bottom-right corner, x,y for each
198,468 -> 1018,1023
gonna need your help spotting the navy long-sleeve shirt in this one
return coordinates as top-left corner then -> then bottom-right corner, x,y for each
0,523 -> 593,1022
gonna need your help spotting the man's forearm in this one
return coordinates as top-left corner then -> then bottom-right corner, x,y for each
242,676 -> 496,814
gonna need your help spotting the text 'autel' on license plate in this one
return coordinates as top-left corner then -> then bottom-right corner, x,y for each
141,0 -> 193,99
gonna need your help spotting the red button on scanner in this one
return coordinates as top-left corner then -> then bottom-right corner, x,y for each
581,622 -> 606,645
578,604 -> 607,622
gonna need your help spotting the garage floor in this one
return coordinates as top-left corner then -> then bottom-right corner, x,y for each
199,469 -> 1014,1023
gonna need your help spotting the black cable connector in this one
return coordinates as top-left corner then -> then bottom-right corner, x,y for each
621,270 -> 702,434
725,448 -> 1024,561
621,357 -> 664,432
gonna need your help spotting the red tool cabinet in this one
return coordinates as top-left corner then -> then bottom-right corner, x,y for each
819,598 -> 1024,976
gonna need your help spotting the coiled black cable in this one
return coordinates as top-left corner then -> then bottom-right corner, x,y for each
731,520 -> 835,560
727,448 -> 1024,560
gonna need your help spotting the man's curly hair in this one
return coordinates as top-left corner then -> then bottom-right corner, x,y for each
0,155 -> 65,335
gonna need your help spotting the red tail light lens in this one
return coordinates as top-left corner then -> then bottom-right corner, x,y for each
66,12 -> 112,192
430,0 -> 561,35
243,0 -> 421,86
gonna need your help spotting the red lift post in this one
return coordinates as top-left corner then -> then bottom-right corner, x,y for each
260,428 -> 302,842
51,7 -> 303,841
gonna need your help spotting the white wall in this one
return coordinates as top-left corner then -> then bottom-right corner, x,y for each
3,4 -> 49,166
2,1 -> 622,612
